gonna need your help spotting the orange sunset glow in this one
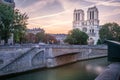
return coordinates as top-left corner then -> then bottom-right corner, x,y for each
14,0 -> 120,34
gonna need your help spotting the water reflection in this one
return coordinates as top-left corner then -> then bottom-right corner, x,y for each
86,64 -> 105,74
6,57 -> 109,80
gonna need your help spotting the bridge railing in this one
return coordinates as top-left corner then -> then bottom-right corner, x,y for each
105,40 -> 120,62
95,40 -> 120,80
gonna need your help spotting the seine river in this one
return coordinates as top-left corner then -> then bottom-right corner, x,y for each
5,57 -> 109,80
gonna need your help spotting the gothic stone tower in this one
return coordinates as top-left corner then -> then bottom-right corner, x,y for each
73,9 -> 84,29
73,6 -> 100,45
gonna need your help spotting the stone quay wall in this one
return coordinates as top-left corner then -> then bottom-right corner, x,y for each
45,45 -> 107,67
0,45 -> 107,76
0,47 -> 46,76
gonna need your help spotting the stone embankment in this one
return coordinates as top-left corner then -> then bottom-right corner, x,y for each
95,63 -> 120,80
0,45 -> 107,76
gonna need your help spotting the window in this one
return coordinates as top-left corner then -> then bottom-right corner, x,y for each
4,0 -> 12,3
82,27 -> 87,32
78,13 -> 80,20
76,13 -> 77,21
0,59 -> 3,64
92,29 -> 94,33
92,11 -> 94,19
90,11 -> 91,19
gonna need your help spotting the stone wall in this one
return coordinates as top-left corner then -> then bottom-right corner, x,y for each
46,45 -> 107,68
0,45 -> 107,76
0,48 -> 30,69
0,48 -> 46,76
46,53 -> 78,67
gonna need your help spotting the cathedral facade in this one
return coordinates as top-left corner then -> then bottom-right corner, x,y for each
73,6 -> 100,45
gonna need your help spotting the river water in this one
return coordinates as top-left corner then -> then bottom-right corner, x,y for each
5,57 -> 109,80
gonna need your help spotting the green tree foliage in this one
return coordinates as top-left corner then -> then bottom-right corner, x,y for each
64,29 -> 89,45
13,9 -> 28,43
0,4 -> 28,44
0,4 -> 14,44
99,22 -> 120,44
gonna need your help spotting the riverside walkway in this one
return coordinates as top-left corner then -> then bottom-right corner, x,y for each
95,63 -> 120,80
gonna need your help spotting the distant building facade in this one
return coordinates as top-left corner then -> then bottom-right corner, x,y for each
52,34 -> 67,44
73,6 -> 100,45
26,28 -> 45,35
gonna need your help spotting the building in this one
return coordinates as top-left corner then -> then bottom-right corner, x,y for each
0,0 -> 15,45
52,34 -> 67,44
26,28 -> 45,35
73,6 -> 100,45
0,0 -> 15,7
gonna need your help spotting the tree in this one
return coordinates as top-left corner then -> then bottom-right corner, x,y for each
35,31 -> 45,43
0,4 -> 28,44
64,29 -> 89,45
13,9 -> 28,43
99,22 -> 120,44
44,34 -> 57,44
0,4 -> 14,44
26,33 -> 36,43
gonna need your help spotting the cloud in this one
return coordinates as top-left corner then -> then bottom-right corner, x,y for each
15,0 -> 56,14
14,0 -> 120,33
19,0 -> 40,7
84,0 -> 120,7
15,0 -> 64,18
29,9 -> 70,20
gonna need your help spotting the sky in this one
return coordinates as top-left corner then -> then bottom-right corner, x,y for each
14,0 -> 120,34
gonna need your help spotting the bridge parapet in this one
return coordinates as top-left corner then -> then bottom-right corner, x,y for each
95,40 -> 120,80
43,45 -> 107,49
105,40 -> 120,62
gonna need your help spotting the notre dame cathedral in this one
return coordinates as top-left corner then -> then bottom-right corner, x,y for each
73,6 -> 100,45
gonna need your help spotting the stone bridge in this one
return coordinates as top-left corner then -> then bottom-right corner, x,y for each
0,45 -> 107,76
0,47 -> 46,76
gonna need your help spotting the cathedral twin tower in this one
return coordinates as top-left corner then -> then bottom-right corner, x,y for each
73,6 -> 100,45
